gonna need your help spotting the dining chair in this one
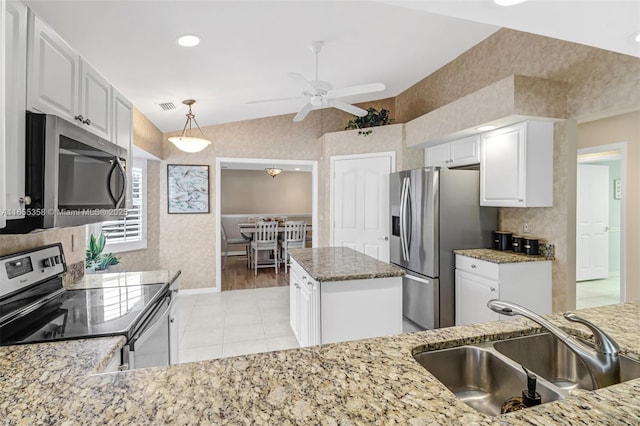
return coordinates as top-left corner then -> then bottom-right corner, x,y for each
250,221 -> 279,276
221,222 -> 251,269
279,221 -> 307,273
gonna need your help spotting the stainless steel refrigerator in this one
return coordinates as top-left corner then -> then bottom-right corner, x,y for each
390,167 -> 497,329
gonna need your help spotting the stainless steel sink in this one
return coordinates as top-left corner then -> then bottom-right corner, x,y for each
493,333 -> 640,392
413,345 -> 565,416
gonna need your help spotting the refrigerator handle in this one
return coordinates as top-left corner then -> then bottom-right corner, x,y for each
399,177 -> 407,261
405,178 -> 412,257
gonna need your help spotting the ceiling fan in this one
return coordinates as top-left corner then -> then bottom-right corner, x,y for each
247,41 -> 386,122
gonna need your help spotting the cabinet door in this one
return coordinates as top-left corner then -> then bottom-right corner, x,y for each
480,124 -> 526,207
289,266 -> 300,340
299,278 -> 312,347
425,143 -> 450,167
4,0 -> 27,219
0,0 -> 6,228
450,135 -> 480,167
113,89 -> 133,148
79,59 -> 111,139
455,269 -> 500,326
27,11 -> 79,120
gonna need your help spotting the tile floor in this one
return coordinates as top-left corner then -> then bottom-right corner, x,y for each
177,286 -> 299,363
576,274 -> 621,309
177,284 -> 423,363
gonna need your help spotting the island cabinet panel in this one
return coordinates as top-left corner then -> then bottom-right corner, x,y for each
320,277 -> 402,344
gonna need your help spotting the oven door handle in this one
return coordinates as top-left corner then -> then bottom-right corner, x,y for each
128,295 -> 171,351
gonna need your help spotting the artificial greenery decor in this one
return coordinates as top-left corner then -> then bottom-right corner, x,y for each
86,233 -> 120,271
345,107 -> 393,137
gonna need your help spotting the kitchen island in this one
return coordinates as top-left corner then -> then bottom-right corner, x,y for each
287,247 -> 405,346
1,300 -> 639,423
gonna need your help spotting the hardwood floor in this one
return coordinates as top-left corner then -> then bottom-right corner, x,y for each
221,256 -> 289,291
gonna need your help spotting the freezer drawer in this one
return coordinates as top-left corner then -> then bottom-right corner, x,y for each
402,274 -> 439,330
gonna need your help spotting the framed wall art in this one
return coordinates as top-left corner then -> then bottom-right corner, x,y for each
167,165 -> 210,214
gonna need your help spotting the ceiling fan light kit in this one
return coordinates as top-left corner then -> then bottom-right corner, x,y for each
249,41 -> 386,122
168,99 -> 212,153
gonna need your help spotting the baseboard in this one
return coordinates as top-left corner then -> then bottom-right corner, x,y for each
223,251 -> 246,256
179,287 -> 220,296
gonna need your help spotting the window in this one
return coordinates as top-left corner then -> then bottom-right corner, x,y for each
99,158 -> 147,253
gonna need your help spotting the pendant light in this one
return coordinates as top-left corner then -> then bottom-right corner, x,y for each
265,167 -> 282,178
168,99 -> 211,153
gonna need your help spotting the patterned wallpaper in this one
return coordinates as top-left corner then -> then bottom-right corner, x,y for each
133,107 -> 163,159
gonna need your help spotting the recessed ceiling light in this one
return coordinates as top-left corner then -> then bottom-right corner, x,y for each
294,167 -> 301,171
477,125 -> 499,131
494,0 -> 527,5
635,32 -> 640,43
177,34 -> 200,47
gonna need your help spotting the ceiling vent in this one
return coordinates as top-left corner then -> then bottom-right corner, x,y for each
158,102 -> 176,111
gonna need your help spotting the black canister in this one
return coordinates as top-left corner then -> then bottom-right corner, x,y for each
494,231 -> 513,251
512,235 -> 525,253
523,238 -> 540,256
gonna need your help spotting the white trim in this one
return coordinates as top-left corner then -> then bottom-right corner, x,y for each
179,287 -> 219,296
222,250 -> 245,256
215,157 -> 318,294
577,142 -> 627,303
329,151 -> 396,247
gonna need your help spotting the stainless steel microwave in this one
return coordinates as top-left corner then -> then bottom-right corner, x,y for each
1,112 -> 128,234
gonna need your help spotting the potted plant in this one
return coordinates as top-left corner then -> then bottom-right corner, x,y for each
86,233 -> 120,272
345,107 -> 393,137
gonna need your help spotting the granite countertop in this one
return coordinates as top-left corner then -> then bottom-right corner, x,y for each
454,248 -> 551,264
65,269 -> 181,290
288,246 -> 405,282
1,302 -> 639,424
0,302 -> 638,424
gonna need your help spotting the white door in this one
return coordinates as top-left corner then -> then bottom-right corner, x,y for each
576,164 -> 609,281
332,154 -> 393,262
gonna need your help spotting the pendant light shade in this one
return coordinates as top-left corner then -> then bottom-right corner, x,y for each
265,167 -> 282,178
168,99 -> 211,153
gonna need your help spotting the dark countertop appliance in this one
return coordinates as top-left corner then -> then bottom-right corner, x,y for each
390,167 -> 497,329
0,244 -> 175,370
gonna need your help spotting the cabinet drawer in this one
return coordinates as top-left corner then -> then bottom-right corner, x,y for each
455,255 -> 499,281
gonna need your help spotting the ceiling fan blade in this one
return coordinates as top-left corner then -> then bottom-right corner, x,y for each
245,96 -> 304,105
328,82 -> 386,99
289,72 -> 317,94
327,99 -> 367,117
293,103 -> 314,122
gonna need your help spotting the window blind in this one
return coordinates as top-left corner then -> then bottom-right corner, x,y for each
102,167 -> 143,244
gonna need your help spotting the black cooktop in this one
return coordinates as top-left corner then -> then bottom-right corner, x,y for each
0,283 -> 167,346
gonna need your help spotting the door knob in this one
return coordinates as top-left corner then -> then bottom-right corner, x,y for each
379,236 -> 389,241
604,226 -> 610,232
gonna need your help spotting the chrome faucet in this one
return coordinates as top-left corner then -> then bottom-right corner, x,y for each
487,299 -> 621,389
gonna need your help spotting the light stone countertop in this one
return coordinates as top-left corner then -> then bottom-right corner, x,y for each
454,248 -> 551,264
288,246 -> 405,282
1,302 -> 639,424
65,269 -> 181,290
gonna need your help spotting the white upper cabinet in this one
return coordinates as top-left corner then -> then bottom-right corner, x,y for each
4,0 -> 27,219
27,10 -> 79,120
26,9 -> 133,144
425,135 -> 480,168
480,121 -> 553,207
112,89 -> 133,149
79,59 -> 111,139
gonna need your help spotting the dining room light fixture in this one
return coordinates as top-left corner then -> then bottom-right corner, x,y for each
265,167 -> 283,178
168,99 -> 211,153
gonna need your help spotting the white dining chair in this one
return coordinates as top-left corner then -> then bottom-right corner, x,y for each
221,222 -> 251,269
250,221 -> 279,276
279,221 -> 307,273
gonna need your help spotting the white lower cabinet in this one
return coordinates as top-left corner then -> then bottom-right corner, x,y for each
290,259 -> 402,347
455,254 -> 552,326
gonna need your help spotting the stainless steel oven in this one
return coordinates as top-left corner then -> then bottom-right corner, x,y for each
0,244 -> 176,371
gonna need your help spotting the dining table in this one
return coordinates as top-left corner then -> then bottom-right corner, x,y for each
238,222 -> 313,240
